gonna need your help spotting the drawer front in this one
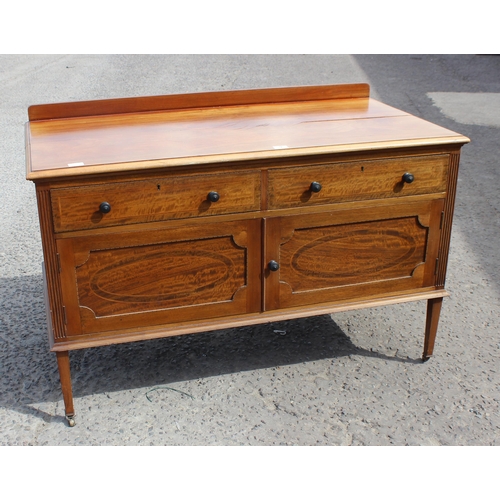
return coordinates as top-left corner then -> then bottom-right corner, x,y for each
51,170 -> 261,232
267,155 -> 448,209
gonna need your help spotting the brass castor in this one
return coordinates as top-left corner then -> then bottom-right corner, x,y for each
422,355 -> 431,363
66,415 -> 76,427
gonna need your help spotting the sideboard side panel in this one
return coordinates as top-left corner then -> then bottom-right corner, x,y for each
436,152 -> 461,287
36,185 -> 66,342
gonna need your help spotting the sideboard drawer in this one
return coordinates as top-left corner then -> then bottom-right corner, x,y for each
51,170 -> 261,232
267,155 -> 449,209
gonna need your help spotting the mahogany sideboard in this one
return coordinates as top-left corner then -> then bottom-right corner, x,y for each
26,84 -> 469,426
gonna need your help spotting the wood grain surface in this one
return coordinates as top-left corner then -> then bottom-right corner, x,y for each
267,154 -> 449,209
26,84 -> 468,179
51,170 -> 260,232
57,219 -> 261,336
27,83 -> 371,120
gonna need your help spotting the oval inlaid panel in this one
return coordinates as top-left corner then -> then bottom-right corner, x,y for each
90,249 -> 234,302
76,235 -> 246,316
280,217 -> 427,292
291,229 -> 418,278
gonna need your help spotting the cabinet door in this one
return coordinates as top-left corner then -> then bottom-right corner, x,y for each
264,199 -> 444,311
57,219 -> 261,337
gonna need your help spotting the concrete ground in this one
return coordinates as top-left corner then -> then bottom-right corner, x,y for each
0,55 -> 499,446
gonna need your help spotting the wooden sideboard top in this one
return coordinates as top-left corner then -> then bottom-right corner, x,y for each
26,83 -> 469,180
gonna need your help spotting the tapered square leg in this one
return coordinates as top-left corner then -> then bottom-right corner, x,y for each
422,297 -> 443,362
56,351 -> 75,426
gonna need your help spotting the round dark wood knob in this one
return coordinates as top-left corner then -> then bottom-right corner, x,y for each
268,260 -> 280,272
402,173 -> 414,184
99,202 -> 111,214
310,181 -> 322,193
207,191 -> 220,202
